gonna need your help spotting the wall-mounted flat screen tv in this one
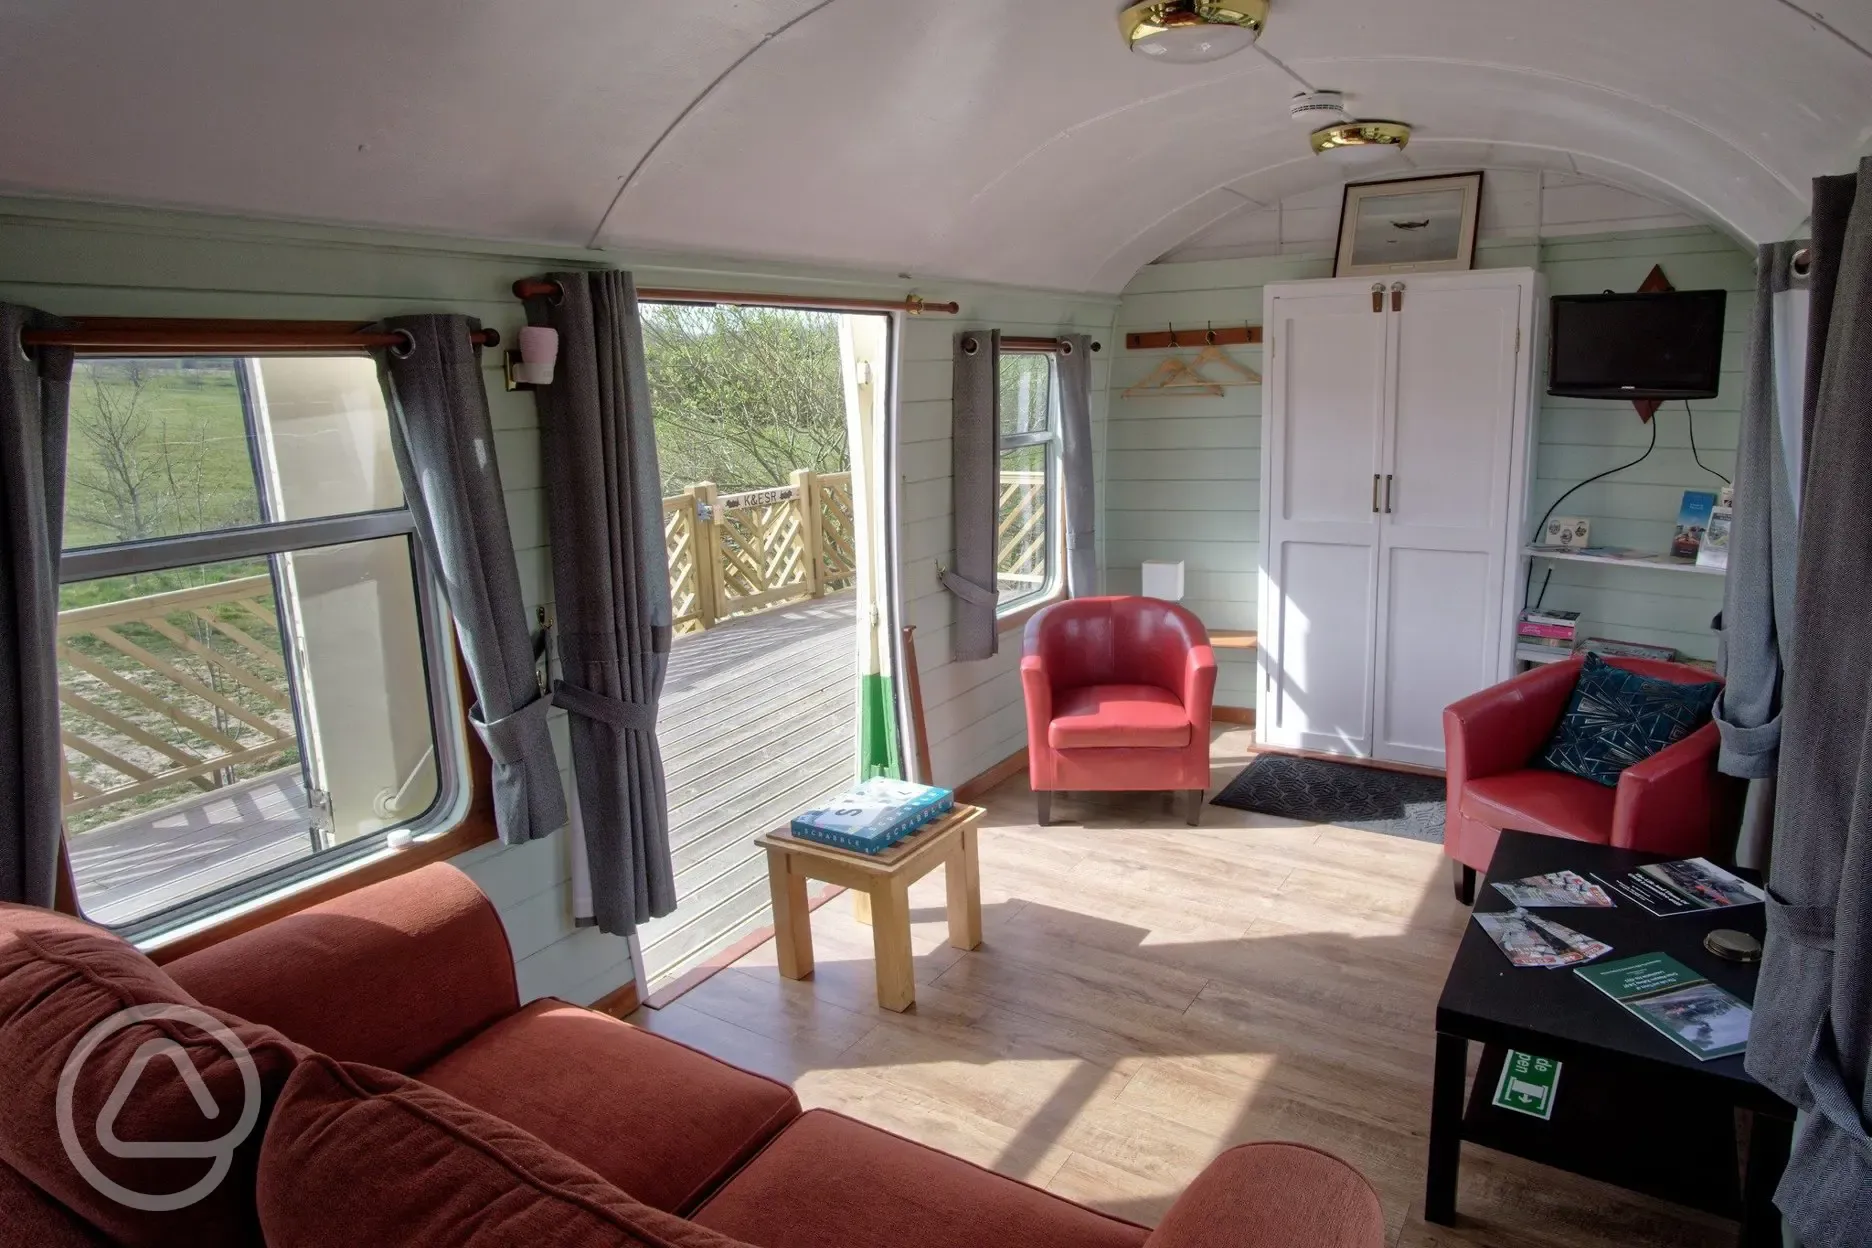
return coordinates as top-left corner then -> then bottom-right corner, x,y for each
1548,290 -> 1727,400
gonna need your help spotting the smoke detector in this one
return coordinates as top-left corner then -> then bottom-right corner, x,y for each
1289,90 -> 1348,125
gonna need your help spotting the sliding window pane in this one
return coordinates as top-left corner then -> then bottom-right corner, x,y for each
999,352 -> 1053,436
997,443 -> 1050,603
60,537 -> 440,928
64,359 -> 260,550
247,355 -> 408,520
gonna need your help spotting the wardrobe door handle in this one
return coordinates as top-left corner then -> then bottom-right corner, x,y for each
1391,282 -> 1405,312
1384,474 -> 1394,513
1372,474 -> 1382,513
1371,284 -> 1385,313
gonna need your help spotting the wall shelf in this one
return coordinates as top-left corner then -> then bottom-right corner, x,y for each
1210,629 -> 1258,651
1523,547 -> 1724,577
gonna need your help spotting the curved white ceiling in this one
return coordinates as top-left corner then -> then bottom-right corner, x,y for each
0,0 -> 1865,293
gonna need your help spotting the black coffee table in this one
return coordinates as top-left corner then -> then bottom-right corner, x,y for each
1429,830 -> 1793,1245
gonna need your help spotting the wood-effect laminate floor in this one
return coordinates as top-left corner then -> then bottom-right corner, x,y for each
629,727 -> 1736,1248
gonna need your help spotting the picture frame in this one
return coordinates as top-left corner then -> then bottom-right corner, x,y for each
1333,172 -> 1484,278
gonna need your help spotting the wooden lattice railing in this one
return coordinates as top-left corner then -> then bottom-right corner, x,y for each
997,469 -> 1047,592
665,469 -> 858,634
58,575 -> 296,829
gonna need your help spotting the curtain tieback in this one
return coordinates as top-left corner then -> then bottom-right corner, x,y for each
940,569 -> 999,609
472,694 -> 555,765
553,680 -> 658,733
1767,892 -> 1836,952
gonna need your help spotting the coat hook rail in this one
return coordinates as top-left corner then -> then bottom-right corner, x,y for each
1124,325 -> 1262,351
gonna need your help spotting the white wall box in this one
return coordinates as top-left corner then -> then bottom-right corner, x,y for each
1256,269 -> 1542,768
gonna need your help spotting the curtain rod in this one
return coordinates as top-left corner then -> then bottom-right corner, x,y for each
19,317 -> 500,354
1001,335 -> 1102,354
513,278 -> 959,316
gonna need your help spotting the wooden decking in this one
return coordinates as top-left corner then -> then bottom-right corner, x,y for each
69,770 -> 315,927
637,591 -> 857,986
630,726 -> 1734,1248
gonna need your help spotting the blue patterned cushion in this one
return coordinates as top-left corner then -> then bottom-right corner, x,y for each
1536,654 -> 1720,787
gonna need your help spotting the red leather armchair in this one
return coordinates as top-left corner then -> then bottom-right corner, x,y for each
1021,596 -> 1217,826
1443,655 -> 1736,903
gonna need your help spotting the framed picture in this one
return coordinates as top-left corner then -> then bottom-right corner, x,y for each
1333,172 -> 1484,278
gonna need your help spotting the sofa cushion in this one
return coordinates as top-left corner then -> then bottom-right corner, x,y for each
1049,684 -> 1191,750
0,904 -> 302,1248
1143,1142 -> 1385,1248
692,1109 -> 1149,1248
1460,771 -> 1617,844
417,999 -> 799,1214
0,1158 -> 111,1247
257,1054 -> 758,1248
1536,653 -> 1721,787
167,861 -> 518,1074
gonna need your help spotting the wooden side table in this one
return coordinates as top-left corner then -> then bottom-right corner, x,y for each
756,804 -> 984,1011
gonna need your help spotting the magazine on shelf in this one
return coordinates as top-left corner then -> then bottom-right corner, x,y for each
1592,858 -> 1765,917
1472,908 -> 1613,968
1521,608 -> 1582,628
1492,870 -> 1615,909
1698,501 -> 1731,570
790,778 -> 955,855
1671,490 -> 1719,559
1577,953 -> 1751,1061
1579,637 -> 1677,662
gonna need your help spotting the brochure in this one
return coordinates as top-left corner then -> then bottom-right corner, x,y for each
1492,869 -> 1615,909
1593,858 -> 1765,918
1671,490 -> 1718,559
1472,908 -> 1614,968
1576,953 -> 1751,1061
1491,1051 -> 1562,1120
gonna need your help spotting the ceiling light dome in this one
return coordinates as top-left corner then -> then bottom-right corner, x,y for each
1120,1 -> 1269,64
1309,120 -> 1412,162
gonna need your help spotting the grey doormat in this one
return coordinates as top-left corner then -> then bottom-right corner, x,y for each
1210,755 -> 1446,843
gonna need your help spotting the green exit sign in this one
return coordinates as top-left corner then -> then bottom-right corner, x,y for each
1491,1050 -> 1561,1121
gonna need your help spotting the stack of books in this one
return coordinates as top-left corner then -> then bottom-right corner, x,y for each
789,777 -> 954,855
1579,636 -> 1677,663
1516,609 -> 1579,665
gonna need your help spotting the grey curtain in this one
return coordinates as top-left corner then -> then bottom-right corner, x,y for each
1749,156 -> 1872,1244
528,271 -> 675,936
379,314 -> 567,846
1058,334 -> 1097,597
943,330 -> 1000,660
0,305 -> 72,907
1716,242 -> 1807,866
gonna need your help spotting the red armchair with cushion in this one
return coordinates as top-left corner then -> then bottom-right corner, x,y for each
0,862 -> 1384,1248
1022,596 -> 1218,826
1442,655 -> 1736,903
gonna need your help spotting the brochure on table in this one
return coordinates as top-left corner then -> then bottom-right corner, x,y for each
1576,954 -> 1752,1061
1592,858 -> 1765,917
1472,908 -> 1613,968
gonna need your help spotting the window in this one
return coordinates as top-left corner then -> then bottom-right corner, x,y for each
58,355 -> 463,936
996,350 -> 1060,614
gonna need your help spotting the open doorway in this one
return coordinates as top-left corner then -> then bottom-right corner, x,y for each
633,304 -> 896,990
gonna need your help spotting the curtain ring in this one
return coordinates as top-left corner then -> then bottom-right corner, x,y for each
1791,247 -> 1812,279
1059,338 -> 1074,357
961,335 -> 980,356
16,327 -> 33,364
389,328 -> 417,360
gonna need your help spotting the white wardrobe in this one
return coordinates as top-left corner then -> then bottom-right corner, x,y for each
1256,268 -> 1542,769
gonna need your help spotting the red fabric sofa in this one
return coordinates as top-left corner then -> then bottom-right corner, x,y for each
0,862 -> 1385,1247
1022,596 -> 1218,826
1442,655 -> 1735,902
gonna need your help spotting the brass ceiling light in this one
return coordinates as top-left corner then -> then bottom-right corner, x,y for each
1120,1 -> 1270,64
1309,120 -> 1413,159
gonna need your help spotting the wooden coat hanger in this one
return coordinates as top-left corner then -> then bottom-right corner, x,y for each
1122,354 -> 1224,398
